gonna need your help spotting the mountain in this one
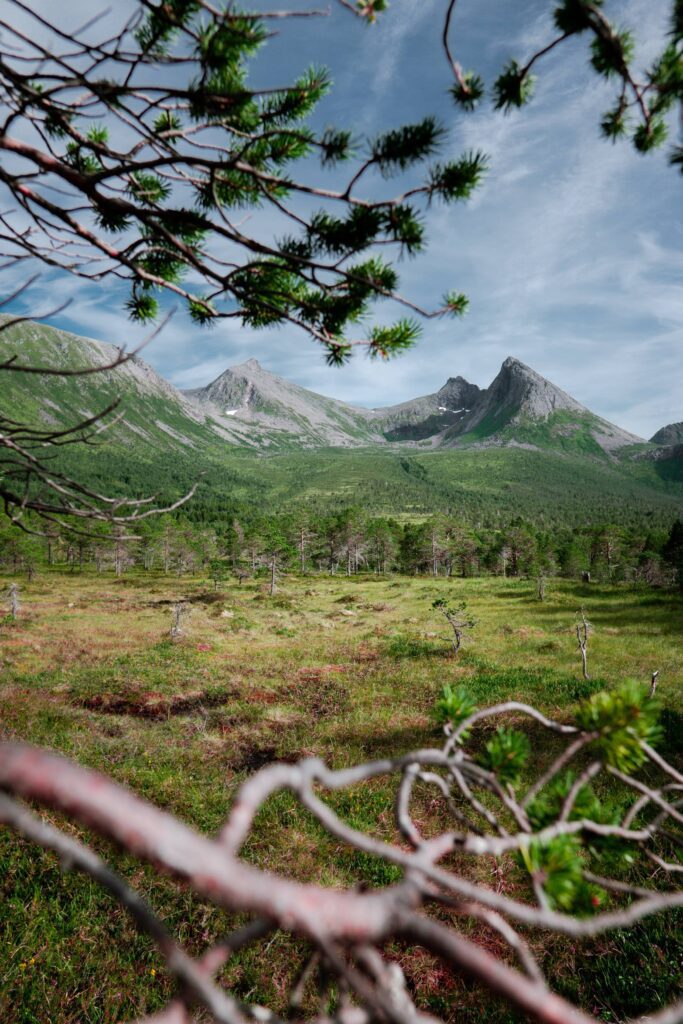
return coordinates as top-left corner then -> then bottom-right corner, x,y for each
0,318 -> 648,458
1,317 -> 681,526
184,361 -> 489,448
183,353 -> 643,456
184,358 -> 383,449
375,377 -> 483,442
651,423 -> 683,446
438,357 -> 643,454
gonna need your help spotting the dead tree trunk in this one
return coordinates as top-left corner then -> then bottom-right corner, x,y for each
299,527 -> 311,575
7,583 -> 19,619
170,602 -> 188,639
576,609 -> 591,680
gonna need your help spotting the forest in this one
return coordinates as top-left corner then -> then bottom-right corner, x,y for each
1,508 -> 682,590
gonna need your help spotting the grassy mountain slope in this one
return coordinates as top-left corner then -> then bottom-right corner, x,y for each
0,315 -> 221,454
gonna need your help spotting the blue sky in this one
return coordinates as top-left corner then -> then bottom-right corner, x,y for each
5,0 -> 682,438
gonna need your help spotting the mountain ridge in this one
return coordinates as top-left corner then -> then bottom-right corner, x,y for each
183,352 -> 644,455
0,315 -> 649,457
2,317 -> 681,525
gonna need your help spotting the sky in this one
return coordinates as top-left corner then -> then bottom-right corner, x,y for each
3,0 -> 682,438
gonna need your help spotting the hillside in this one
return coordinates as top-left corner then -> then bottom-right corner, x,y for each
0,315 -> 221,454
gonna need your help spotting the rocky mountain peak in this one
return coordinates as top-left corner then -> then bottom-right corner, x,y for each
181,350 -> 643,454
491,356 -> 584,415
436,375 -> 482,411
501,355 -> 530,372
650,422 -> 683,446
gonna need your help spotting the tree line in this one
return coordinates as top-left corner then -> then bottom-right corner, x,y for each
1,510 -> 681,589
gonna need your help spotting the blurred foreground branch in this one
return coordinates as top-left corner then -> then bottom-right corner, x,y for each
1,681 -> 681,1023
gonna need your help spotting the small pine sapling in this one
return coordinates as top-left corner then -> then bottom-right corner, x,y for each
208,559 -> 227,591
432,598 -> 475,656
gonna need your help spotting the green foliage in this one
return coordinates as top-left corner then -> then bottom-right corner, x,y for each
647,43 -> 683,116
355,0 -> 389,21
263,66 -> 331,125
64,141 -> 102,175
128,173 -> 172,204
590,29 -> 635,79
368,320 -> 421,360
633,119 -> 669,153
673,0 -> 683,40
319,127 -> 355,166
347,258 -> 398,297
188,296 -> 217,325
382,204 -> 424,254
477,727 -> 530,786
125,291 -> 160,323
450,72 -> 485,110
553,0 -> 604,35
136,0 -> 202,55
521,836 -> 603,913
434,684 -> 478,734
196,14 -> 267,71
493,61 -> 536,111
427,152 -> 489,202
601,104 -> 630,141
308,207 -> 384,256
153,110 -> 182,135
527,771 -> 602,830
576,681 -> 662,773
442,291 -> 469,316
370,117 -> 446,175
86,124 -> 109,146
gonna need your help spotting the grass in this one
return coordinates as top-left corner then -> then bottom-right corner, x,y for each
0,569 -> 681,1023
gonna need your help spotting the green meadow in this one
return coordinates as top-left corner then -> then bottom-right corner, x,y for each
1,570 -> 682,1023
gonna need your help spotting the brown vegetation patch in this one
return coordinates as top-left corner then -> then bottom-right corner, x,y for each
295,664 -> 348,683
228,744 -> 282,772
353,645 -> 379,663
78,687 -> 231,718
286,670 -> 350,719
246,687 -> 279,705
515,626 -> 546,639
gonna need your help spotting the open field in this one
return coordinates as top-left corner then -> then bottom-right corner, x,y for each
1,570 -> 682,1023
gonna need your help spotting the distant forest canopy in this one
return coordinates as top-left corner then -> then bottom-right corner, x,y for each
35,435 -> 683,529
2,509 -> 682,589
